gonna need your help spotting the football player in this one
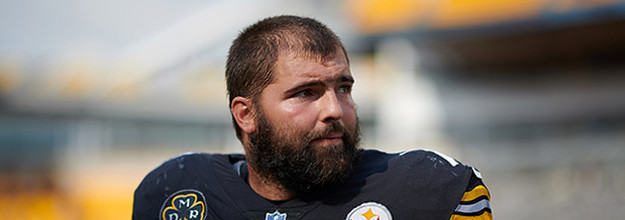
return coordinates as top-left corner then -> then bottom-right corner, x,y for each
133,15 -> 491,220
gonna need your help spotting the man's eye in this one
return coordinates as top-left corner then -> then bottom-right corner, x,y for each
338,86 -> 352,94
295,89 -> 313,98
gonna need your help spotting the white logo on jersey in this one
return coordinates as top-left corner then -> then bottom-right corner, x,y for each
345,202 -> 392,220
265,210 -> 287,220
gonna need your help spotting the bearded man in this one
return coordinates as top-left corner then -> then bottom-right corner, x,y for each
133,15 -> 492,220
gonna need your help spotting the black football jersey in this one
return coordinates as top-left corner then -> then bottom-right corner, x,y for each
133,150 -> 491,220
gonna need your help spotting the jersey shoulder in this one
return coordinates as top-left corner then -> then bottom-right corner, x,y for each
389,149 -> 492,219
378,149 -> 491,219
360,149 -> 473,197
132,152 -> 241,220
136,152 -> 215,189
390,149 -> 469,177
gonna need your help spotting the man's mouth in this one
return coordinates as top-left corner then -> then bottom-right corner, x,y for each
312,132 -> 344,146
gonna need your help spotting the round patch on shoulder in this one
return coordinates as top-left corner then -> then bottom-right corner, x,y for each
346,202 -> 392,220
160,189 -> 207,220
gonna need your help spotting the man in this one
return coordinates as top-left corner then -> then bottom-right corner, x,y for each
133,15 -> 492,220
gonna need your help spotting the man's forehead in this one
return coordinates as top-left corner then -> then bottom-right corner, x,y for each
277,50 -> 331,66
274,50 -> 349,75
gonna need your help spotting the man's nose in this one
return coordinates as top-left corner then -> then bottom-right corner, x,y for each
320,91 -> 343,123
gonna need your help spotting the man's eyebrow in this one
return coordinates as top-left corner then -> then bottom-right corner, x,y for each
285,80 -> 323,94
284,75 -> 355,94
340,75 -> 355,84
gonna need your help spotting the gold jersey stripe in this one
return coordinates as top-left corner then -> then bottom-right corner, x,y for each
450,211 -> 492,220
461,185 -> 490,202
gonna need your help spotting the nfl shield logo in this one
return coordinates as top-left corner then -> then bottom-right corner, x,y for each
265,210 -> 286,220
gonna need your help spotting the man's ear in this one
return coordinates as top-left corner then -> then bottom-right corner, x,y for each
231,96 -> 257,134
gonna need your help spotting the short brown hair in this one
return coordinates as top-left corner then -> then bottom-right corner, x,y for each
226,15 -> 347,140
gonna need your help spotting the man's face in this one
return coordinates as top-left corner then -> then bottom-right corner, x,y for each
248,49 -> 361,195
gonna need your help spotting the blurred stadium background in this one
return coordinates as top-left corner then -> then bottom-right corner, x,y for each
2,0 -> 625,219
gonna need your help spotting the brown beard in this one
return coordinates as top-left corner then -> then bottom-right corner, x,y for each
248,107 -> 362,196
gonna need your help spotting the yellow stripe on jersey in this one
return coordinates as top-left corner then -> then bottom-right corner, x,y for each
451,184 -> 492,219
450,211 -> 492,220
460,185 -> 490,202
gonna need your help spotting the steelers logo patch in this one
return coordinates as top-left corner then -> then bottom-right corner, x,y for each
345,202 -> 392,220
160,189 -> 207,220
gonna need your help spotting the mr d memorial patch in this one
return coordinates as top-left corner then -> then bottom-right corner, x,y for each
160,189 -> 207,220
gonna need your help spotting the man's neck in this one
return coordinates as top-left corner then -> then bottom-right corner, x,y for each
247,164 -> 295,201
